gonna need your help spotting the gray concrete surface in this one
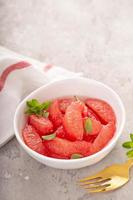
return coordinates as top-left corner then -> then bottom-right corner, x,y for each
0,0 -> 133,199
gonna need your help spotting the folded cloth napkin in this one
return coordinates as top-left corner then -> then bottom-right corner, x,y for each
0,46 -> 82,148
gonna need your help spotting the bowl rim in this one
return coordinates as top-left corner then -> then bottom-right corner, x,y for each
14,77 -> 126,164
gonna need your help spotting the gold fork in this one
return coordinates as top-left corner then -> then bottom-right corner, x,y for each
79,159 -> 133,193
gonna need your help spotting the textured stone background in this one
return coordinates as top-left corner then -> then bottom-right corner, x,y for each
0,0 -> 133,199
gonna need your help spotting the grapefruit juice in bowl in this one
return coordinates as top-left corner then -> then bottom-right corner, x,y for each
14,78 -> 125,169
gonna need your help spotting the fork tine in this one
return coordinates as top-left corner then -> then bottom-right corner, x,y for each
89,188 -> 107,193
79,177 -> 103,185
79,172 -> 102,183
89,184 -> 111,193
82,178 -> 111,188
88,183 -> 111,190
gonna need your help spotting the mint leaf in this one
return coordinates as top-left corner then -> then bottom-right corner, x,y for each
25,99 -> 51,116
84,118 -> 92,133
130,133 -> 133,141
27,99 -> 40,107
122,133 -> 133,158
126,149 -> 133,158
42,133 -> 56,141
71,154 -> 83,159
122,141 -> 133,149
41,101 -> 51,110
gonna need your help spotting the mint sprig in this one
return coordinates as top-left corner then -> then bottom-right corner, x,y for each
122,133 -> 133,158
25,99 -> 51,116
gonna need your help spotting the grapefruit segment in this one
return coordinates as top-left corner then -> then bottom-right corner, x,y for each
82,105 -> 89,117
29,115 -> 53,136
59,98 -> 74,113
49,100 -> 63,128
55,126 -> 66,139
90,123 -> 115,154
22,124 -> 47,155
44,137 -> 92,158
63,101 -> 84,141
86,98 -> 116,124
84,134 -> 97,143
84,117 -> 102,135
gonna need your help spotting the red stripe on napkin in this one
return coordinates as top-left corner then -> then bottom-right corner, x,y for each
0,61 -> 30,92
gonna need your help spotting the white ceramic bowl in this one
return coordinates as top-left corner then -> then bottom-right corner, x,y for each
14,77 -> 125,169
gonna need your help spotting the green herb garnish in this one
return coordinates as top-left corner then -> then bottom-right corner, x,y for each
122,133 -> 133,158
130,133 -> 133,141
84,118 -> 92,133
71,154 -> 83,159
126,150 -> 133,158
42,133 -> 56,141
122,141 -> 133,149
25,99 -> 51,116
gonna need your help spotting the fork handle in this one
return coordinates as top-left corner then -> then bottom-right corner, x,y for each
124,159 -> 133,168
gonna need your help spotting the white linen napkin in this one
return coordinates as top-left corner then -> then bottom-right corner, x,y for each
0,46 -> 82,147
